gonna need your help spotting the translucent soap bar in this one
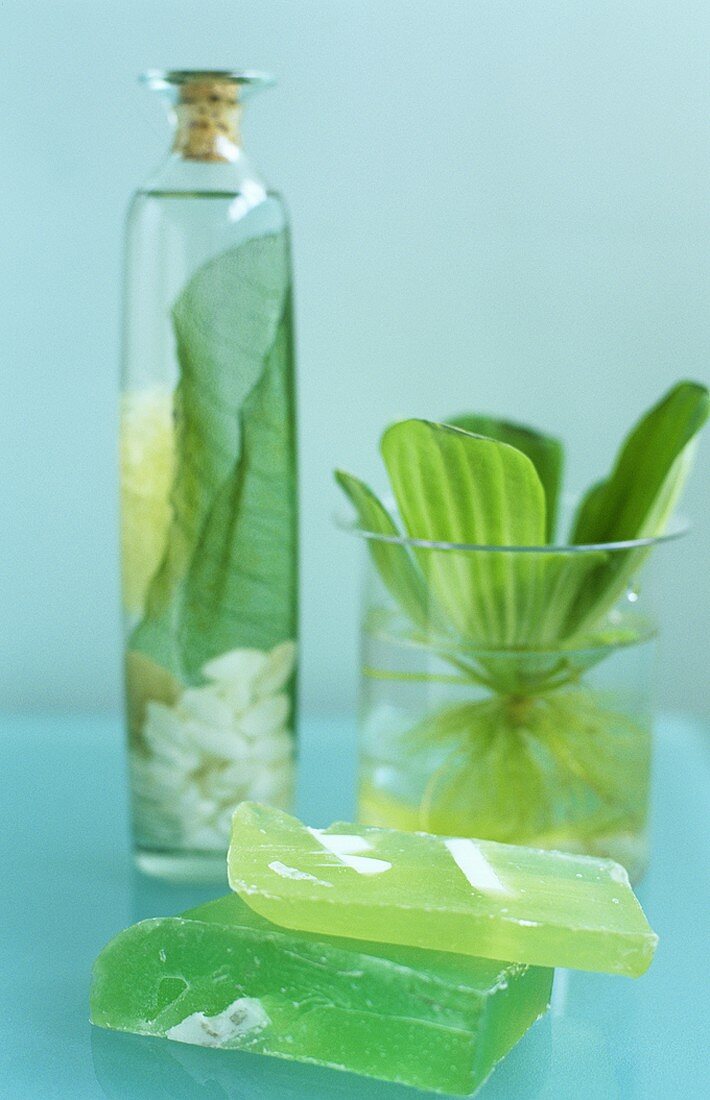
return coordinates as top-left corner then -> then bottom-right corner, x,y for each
90,893 -> 552,1097
229,803 -> 658,977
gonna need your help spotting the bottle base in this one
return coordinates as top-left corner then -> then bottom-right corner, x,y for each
134,846 -> 228,884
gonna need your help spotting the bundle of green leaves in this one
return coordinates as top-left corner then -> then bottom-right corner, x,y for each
336,381 -> 709,656
130,233 -> 297,687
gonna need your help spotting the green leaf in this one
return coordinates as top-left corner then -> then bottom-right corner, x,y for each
380,419 -> 547,646
179,305 -> 297,674
442,418 -> 594,651
381,419 -> 547,551
130,232 -> 294,681
571,380 -> 709,544
446,413 -> 564,541
566,380 -> 709,636
334,471 -> 432,633
438,417 -> 596,647
337,382 -> 706,675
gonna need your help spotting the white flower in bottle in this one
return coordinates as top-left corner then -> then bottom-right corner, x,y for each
132,640 -> 296,849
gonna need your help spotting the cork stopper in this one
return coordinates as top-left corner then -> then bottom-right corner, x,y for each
173,78 -> 241,162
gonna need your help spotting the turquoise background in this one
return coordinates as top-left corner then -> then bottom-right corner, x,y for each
0,0 -> 708,716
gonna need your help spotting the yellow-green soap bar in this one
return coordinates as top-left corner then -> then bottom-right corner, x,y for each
229,802 -> 658,977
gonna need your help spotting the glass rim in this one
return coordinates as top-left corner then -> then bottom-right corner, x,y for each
140,69 -> 275,96
368,621 -> 657,658
335,513 -> 690,554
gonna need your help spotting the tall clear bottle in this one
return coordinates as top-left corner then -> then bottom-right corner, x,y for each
120,71 -> 297,880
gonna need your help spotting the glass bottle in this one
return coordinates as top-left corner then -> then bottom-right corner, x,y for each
120,70 -> 298,880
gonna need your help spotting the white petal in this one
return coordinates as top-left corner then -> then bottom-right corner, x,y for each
247,761 -> 294,803
182,720 -> 250,764
142,758 -> 191,792
150,740 -> 200,771
239,694 -> 290,738
254,641 -> 297,698
216,678 -> 254,715
178,687 -> 233,727
219,762 -> 251,787
177,785 -> 219,822
143,717 -> 200,770
249,731 -> 294,765
143,700 -> 189,749
202,649 -> 268,686
203,762 -> 254,801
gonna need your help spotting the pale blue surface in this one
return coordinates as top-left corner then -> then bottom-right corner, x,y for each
0,0 -> 709,720
1,711 -> 708,1099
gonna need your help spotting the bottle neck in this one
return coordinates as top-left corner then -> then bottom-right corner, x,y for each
172,78 -> 243,163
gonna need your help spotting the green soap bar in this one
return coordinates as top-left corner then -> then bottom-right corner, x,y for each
90,893 -> 552,1097
229,802 -> 658,977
